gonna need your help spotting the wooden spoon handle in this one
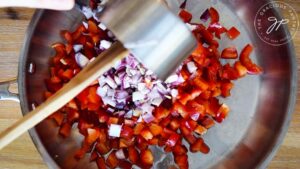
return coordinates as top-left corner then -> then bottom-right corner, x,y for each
0,41 -> 129,150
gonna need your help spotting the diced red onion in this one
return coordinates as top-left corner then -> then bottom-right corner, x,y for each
114,90 -> 129,99
200,9 -> 210,22
98,76 -> 106,86
73,44 -> 83,53
107,88 -> 115,97
97,85 -> 109,97
171,89 -> 178,98
99,40 -> 112,49
132,91 -> 144,102
81,6 -> 93,19
75,53 -> 89,68
92,12 -> 100,22
190,113 -> 200,121
209,23 -> 223,29
98,23 -> 107,30
124,110 -> 133,119
148,88 -> 161,99
187,61 -> 197,73
102,97 -> 116,107
142,112 -> 155,123
114,76 -> 121,86
82,21 -> 88,29
133,109 -> 142,117
104,76 -> 117,89
122,75 -> 131,89
107,31 -> 115,38
137,116 -> 143,123
151,97 -> 163,106
107,107 -> 115,113
165,74 -> 179,84
117,110 -> 126,117
141,104 -> 154,113
108,124 -> 122,137
156,83 -> 168,95
115,149 -> 126,160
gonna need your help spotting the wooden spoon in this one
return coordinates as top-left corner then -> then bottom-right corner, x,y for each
0,41 -> 129,149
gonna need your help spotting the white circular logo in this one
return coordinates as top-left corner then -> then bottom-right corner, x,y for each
254,1 -> 299,46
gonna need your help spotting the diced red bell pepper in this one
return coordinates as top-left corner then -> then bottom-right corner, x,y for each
77,119 -> 94,135
106,151 -> 119,168
136,136 -> 149,150
119,160 -> 132,169
72,24 -> 87,41
128,146 -> 139,164
192,78 -> 209,91
159,116 -> 172,128
119,138 -> 134,148
221,81 -> 234,97
120,125 -> 134,139
90,150 -> 98,162
149,123 -> 163,136
108,117 -> 119,124
190,138 -> 204,152
209,7 -> 219,23
201,117 -> 215,129
66,109 -> 79,123
148,137 -> 159,145
96,156 -> 107,169
51,43 -> 66,55
221,47 -> 238,59
240,44 -> 262,74
166,133 -> 180,147
66,99 -> 78,110
85,128 -> 100,145
87,86 -> 101,104
194,124 -> 207,135
74,144 -> 89,160
234,61 -> 247,77
179,9 -> 192,23
110,138 -> 120,149
173,143 -> 188,155
140,128 -> 154,141
59,122 -> 72,138
200,142 -> 210,154
174,154 -> 189,169
215,103 -> 230,123
227,27 -> 240,40
173,101 -> 189,119
88,20 -> 101,34
221,64 -> 239,80
169,118 -> 180,131
140,149 -> 154,166
96,142 -> 111,155
154,106 -> 171,120
49,111 -> 64,126
60,30 -> 73,43
133,123 -> 145,135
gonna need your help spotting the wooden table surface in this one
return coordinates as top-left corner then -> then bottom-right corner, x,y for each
0,2 -> 299,169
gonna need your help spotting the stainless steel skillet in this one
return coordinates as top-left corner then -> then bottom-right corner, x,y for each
0,0 -> 297,168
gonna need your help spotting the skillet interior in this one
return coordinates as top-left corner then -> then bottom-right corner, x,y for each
18,0 -> 297,168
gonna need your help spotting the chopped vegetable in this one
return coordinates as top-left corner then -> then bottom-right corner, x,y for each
45,1 -> 262,169
227,26 -> 241,40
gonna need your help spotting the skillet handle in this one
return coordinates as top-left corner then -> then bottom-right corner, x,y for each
0,78 -> 19,102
